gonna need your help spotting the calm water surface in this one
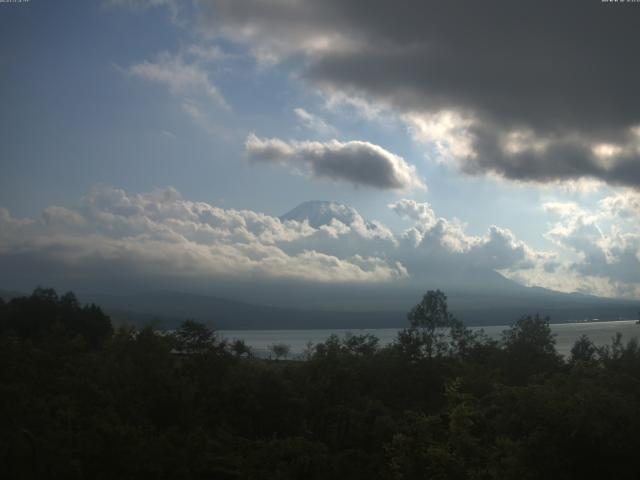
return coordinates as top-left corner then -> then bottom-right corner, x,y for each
221,320 -> 640,359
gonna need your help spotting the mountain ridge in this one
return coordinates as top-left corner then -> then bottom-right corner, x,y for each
3,286 -> 638,330
83,288 -> 639,330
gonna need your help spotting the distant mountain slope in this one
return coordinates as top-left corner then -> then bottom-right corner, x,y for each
83,289 -> 640,331
0,289 -> 26,301
3,286 -> 638,329
84,291 -> 404,330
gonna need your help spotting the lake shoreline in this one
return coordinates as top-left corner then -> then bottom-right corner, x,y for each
220,320 -> 640,358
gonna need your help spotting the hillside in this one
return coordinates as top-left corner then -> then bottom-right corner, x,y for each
84,289 -> 639,330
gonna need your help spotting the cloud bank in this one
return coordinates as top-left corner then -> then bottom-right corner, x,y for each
0,188 -> 408,288
1,187 -> 638,298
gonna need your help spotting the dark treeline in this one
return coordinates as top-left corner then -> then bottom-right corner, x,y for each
2,288 -> 640,479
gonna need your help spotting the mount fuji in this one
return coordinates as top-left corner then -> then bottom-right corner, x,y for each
280,200 -> 368,228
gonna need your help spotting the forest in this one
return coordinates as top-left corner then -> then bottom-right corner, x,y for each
3,287 -> 640,479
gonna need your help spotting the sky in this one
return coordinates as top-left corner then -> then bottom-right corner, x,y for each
0,0 -> 639,302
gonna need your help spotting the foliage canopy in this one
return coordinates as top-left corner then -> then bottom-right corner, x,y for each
2,288 -> 640,479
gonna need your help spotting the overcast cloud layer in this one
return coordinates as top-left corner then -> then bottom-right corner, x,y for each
200,0 -> 640,189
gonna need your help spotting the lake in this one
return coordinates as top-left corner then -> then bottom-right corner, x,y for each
220,320 -> 640,359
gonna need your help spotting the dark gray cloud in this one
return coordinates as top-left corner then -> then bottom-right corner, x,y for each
202,0 -> 640,188
245,134 -> 426,191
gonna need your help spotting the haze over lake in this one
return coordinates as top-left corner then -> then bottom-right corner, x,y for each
222,320 -> 640,359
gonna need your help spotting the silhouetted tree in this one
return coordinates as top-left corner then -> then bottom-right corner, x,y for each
398,290 -> 474,359
173,319 -> 216,353
0,287 -> 111,347
269,343 -> 291,360
569,334 -> 598,366
230,338 -> 252,358
501,314 -> 560,382
342,332 -> 379,356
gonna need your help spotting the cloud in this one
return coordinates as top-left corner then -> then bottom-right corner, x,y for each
185,44 -> 229,63
451,124 -> 640,189
196,1 -> 360,66
403,111 -> 475,161
599,190 -> 640,220
199,0 -> 640,189
389,201 -> 548,274
1,187 -> 636,299
294,108 -> 335,135
0,187 -> 554,294
542,196 -> 640,295
181,101 -> 231,139
543,202 -> 582,218
548,216 -> 640,288
388,199 -> 436,225
0,187 -> 407,287
128,51 -> 228,109
245,134 -> 426,191
472,226 -> 546,271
